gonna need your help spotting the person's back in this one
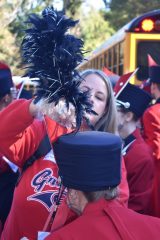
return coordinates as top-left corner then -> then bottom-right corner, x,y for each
123,128 -> 154,213
114,73 -> 153,214
44,131 -> 160,240
142,55 -> 160,217
142,55 -> 160,157
143,102 -> 160,160
46,198 -> 160,240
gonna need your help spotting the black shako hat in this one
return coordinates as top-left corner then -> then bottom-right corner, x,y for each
0,62 -> 13,99
116,83 -> 151,118
54,131 -> 122,192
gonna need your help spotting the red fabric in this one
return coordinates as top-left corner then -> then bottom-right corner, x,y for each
143,103 -> 160,217
117,157 -> 129,207
143,104 -> 160,161
0,62 -> 10,70
45,198 -> 160,240
51,199 -> 77,232
49,152 -> 129,233
0,100 -> 129,239
0,100 -> 70,240
124,128 -> 154,214
114,71 -> 134,97
103,67 -> 117,76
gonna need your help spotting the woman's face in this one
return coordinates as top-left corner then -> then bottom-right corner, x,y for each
80,73 -> 108,127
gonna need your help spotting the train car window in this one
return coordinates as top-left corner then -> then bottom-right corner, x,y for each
108,49 -> 112,70
119,42 -> 124,75
137,41 -> 160,80
104,52 -> 108,68
113,45 -> 118,74
100,55 -> 104,69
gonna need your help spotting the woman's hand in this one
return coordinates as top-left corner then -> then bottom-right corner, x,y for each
29,98 -> 76,129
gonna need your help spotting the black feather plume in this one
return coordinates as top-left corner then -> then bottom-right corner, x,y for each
21,6 -> 94,130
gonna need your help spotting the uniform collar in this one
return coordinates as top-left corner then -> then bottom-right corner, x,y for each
156,97 -> 160,104
123,132 -> 136,149
122,129 -> 137,156
83,198 -> 117,215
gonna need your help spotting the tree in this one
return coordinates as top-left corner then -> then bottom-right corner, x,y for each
0,0 -> 46,74
80,6 -> 114,53
0,0 -> 110,74
63,0 -> 83,16
0,0 -> 83,74
104,0 -> 160,31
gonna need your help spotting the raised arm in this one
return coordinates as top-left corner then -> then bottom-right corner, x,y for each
0,99 -> 70,168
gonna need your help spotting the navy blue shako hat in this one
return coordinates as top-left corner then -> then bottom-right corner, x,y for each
0,62 -> 13,99
54,131 -> 122,192
116,83 -> 151,118
114,71 -> 152,118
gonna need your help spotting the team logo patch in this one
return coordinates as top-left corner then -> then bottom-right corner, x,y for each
27,190 -> 59,211
27,168 -> 62,211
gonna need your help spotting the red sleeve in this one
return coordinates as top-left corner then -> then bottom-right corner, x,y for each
125,144 -> 154,213
143,108 -> 160,160
0,99 -> 69,168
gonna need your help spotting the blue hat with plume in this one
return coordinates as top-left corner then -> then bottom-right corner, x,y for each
21,7 -> 94,130
0,62 -> 13,99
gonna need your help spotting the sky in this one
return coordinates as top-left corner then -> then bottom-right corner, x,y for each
53,0 -> 105,11
84,0 -> 105,9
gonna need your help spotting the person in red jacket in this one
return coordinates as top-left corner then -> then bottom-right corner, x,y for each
0,61 -> 17,111
0,62 -> 19,235
142,55 -> 160,217
44,131 -> 160,240
0,8 -> 129,240
114,71 -> 154,214
0,71 -> 129,240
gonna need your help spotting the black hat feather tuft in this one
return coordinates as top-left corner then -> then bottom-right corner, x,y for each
21,6 -> 94,130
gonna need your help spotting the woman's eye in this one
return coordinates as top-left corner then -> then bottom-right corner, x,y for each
96,96 -> 104,101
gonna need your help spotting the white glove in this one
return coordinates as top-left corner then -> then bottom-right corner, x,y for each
36,98 -> 76,129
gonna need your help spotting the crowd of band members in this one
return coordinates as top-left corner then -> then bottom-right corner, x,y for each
0,56 -> 160,239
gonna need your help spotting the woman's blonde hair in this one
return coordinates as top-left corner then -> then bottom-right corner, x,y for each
80,69 -> 118,134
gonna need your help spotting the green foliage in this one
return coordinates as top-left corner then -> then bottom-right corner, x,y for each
80,7 -> 114,53
105,0 -> 160,31
0,0 -> 111,74
0,29 -> 21,74
0,0 -> 55,74
64,0 -> 83,16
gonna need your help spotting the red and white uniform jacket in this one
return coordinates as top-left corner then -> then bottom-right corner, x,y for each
143,99 -> 160,161
123,128 -> 154,214
143,99 -> 160,217
45,198 -> 160,240
0,100 -> 70,240
0,99 -> 129,239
